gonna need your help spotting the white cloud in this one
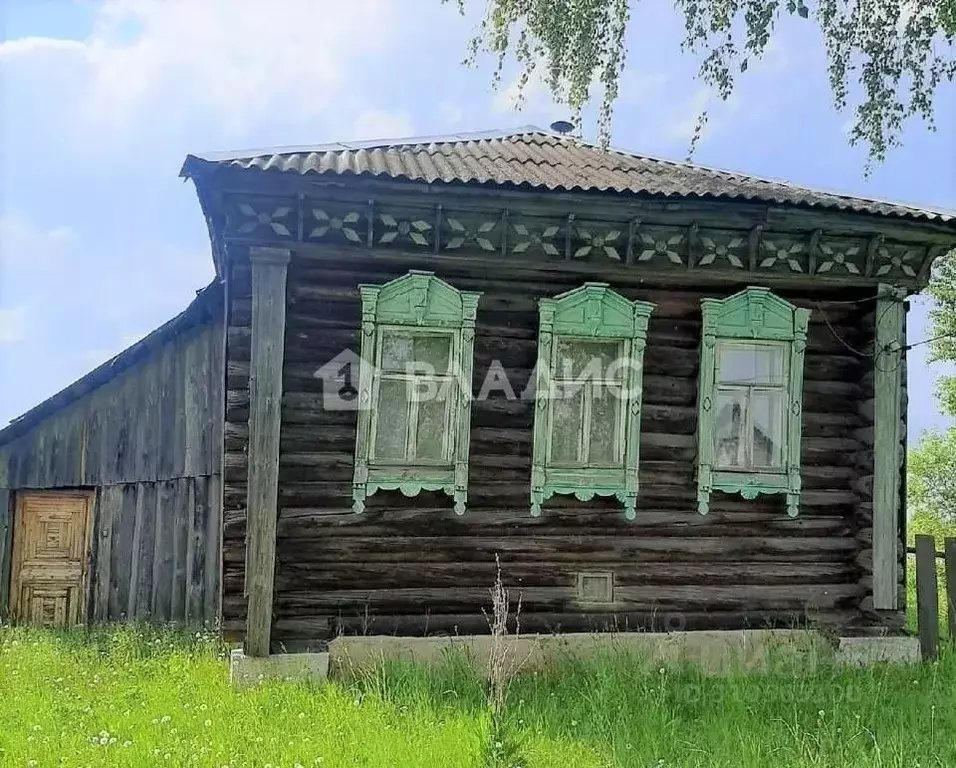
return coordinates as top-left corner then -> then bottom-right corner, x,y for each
617,71 -> 668,106
0,214 -> 74,269
0,306 -> 27,345
438,101 -> 465,127
351,109 -> 414,141
492,68 -> 569,123
665,87 -> 741,145
0,0 -> 401,139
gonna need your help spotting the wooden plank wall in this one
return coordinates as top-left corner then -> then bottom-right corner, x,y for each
0,321 -> 224,626
89,476 -> 221,625
221,248 -> 896,647
0,489 -> 11,618
0,323 -> 223,489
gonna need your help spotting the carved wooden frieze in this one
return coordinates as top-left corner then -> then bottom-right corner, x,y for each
510,219 -> 562,257
874,243 -> 921,279
442,212 -> 499,252
696,230 -> 747,270
308,204 -> 367,245
218,192 -> 940,287
572,220 -> 624,261
636,227 -> 684,266
816,238 -> 867,275
378,211 -> 433,249
224,196 -> 297,240
759,238 -> 806,273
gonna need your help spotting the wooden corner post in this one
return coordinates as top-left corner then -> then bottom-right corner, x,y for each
873,284 -> 905,611
245,246 -> 290,657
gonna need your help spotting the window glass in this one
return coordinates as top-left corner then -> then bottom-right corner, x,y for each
714,390 -> 747,468
381,331 -> 452,373
718,343 -> 785,385
374,379 -> 409,460
589,387 -> 621,465
554,339 -> 624,380
550,386 -> 584,463
751,390 -> 785,468
415,385 -> 451,460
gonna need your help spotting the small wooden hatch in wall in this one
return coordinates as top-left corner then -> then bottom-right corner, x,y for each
9,491 -> 94,627
576,572 -> 614,604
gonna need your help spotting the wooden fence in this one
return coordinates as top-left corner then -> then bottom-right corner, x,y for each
909,536 -> 956,661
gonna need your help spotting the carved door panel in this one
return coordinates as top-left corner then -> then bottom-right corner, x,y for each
10,491 -> 93,627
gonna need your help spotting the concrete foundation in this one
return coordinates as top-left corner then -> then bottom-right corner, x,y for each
230,648 -> 329,688
228,630 -> 922,686
329,629 -> 833,678
834,635 -> 921,666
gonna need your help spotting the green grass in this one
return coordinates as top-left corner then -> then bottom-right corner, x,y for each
1,626 -> 955,767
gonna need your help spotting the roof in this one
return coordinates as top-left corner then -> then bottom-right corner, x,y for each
181,126 -> 956,225
0,281 -> 223,448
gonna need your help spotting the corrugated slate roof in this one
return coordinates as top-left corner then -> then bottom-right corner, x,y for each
181,126 -> 956,224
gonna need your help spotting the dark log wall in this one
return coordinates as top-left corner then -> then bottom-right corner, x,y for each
0,322 -> 224,625
222,245 -> 895,648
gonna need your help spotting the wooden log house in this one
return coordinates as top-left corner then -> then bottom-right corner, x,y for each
2,127 -> 955,651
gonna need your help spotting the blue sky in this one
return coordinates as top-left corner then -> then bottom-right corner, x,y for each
1,0 -> 954,439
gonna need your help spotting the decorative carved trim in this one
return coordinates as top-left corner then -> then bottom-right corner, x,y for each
220,192 -> 947,288
748,225 -> 764,271
512,221 -> 561,257
865,234 -> 885,277
807,229 -> 822,274
686,222 -> 700,270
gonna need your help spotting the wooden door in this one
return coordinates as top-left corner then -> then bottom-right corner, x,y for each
10,491 -> 93,627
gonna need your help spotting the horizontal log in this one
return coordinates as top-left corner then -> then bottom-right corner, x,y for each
271,561 -> 860,592
326,608 -> 861,638
260,533 -> 860,563
268,582 -> 862,614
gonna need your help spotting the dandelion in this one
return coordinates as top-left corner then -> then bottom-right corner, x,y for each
32,725 -> 42,731
123,741 -> 132,748
205,720 -> 212,727
161,716 -> 171,724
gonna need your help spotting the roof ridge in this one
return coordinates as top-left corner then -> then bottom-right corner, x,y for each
192,126 -> 551,164
546,133 -> 956,218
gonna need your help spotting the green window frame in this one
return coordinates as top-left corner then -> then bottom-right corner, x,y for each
352,271 -> 481,515
530,283 -> 655,520
696,286 -> 810,517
